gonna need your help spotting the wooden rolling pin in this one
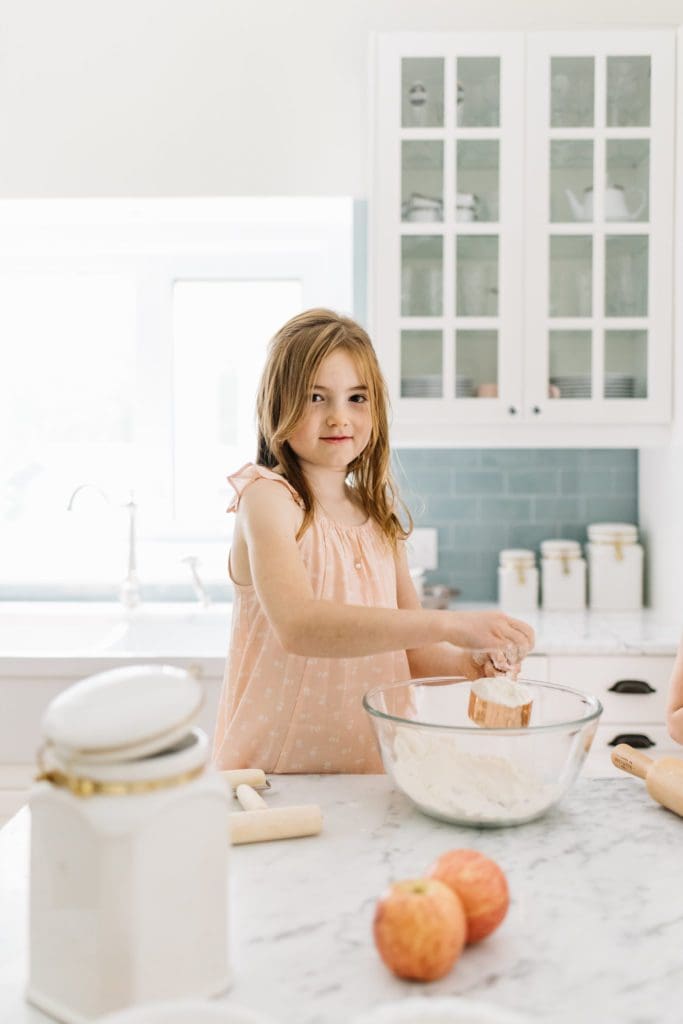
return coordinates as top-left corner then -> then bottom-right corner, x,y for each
468,676 -> 533,729
611,744 -> 683,817
218,768 -> 269,790
230,804 -> 323,845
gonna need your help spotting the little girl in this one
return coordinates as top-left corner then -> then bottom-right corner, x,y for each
212,309 -> 535,773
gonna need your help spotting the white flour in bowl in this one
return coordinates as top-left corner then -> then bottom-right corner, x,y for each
391,728 -> 560,824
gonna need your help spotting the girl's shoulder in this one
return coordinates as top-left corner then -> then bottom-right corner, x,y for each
226,462 -> 304,514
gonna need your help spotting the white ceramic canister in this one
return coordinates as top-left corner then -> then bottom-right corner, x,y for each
497,549 -> 539,612
27,664 -> 231,1024
540,539 -> 586,611
586,522 -> 643,610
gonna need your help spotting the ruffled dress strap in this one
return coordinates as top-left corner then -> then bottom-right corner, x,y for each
226,462 -> 304,513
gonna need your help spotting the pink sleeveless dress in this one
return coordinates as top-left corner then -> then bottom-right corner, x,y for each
212,463 -> 411,773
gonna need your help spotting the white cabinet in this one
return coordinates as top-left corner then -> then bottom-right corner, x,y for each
548,654 -> 676,777
371,31 -> 675,446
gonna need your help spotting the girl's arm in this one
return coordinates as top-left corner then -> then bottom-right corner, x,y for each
666,636 -> 683,744
394,542 -> 518,680
240,479 -> 534,662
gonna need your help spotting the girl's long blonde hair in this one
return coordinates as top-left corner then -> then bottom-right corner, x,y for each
256,308 -> 412,547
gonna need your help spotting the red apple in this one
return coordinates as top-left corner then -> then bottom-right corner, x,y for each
373,878 -> 467,981
427,849 -> 509,944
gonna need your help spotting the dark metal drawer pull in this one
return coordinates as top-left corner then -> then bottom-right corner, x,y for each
608,679 -> 656,695
608,733 -> 655,749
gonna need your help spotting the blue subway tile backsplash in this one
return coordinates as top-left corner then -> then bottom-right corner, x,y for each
394,449 -> 638,601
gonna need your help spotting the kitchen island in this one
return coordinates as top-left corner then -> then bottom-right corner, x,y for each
1,774 -> 681,1024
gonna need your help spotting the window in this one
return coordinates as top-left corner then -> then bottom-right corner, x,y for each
0,198 -> 354,596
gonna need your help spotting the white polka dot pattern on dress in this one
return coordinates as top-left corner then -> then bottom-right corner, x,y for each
211,463 -> 410,774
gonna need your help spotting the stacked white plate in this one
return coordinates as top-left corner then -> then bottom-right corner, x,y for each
401,374 -> 442,397
549,373 -> 636,398
455,374 -> 475,398
604,372 -> 635,398
549,374 -> 591,398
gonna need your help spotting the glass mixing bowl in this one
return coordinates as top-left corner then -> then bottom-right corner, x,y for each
363,677 -> 602,828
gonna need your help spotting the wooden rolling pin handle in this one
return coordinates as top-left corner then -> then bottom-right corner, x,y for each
218,768 -> 269,790
235,784 -> 268,811
229,804 -> 323,845
611,743 -> 654,780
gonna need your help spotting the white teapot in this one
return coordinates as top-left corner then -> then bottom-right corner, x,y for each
565,184 -> 646,222
456,192 -> 480,222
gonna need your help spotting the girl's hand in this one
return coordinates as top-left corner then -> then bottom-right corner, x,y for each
445,610 -> 534,673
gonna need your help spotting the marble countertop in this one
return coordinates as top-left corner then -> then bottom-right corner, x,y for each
2,774 -> 682,1024
458,605 -> 681,656
0,603 -> 679,669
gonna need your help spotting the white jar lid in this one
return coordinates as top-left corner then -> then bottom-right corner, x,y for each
41,664 -> 204,764
499,548 -> 536,567
587,522 -> 638,543
541,539 -> 582,557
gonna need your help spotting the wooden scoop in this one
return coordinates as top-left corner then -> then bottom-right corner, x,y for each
611,743 -> 683,818
468,677 -> 533,729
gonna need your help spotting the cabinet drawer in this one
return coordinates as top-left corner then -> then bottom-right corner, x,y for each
584,723 -> 681,778
548,655 -> 672,723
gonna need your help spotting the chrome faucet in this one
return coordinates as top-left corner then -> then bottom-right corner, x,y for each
181,555 -> 211,607
66,484 -> 141,609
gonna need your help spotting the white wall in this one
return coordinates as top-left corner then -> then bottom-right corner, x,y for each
0,0 -> 681,197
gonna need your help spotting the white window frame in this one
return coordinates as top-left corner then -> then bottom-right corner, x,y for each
0,197 -> 355,593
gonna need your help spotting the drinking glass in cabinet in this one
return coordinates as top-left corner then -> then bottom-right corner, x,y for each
456,57 -> 500,127
605,140 -> 649,222
401,236 -> 443,317
551,140 -> 593,222
604,330 -> 647,398
456,236 -> 498,317
548,330 -> 592,399
604,236 -> 648,317
400,330 -> 443,398
455,330 -> 498,398
606,56 -> 650,127
456,140 -> 499,222
550,56 -> 594,127
549,236 -> 592,317
401,141 -> 444,223
401,58 -> 444,128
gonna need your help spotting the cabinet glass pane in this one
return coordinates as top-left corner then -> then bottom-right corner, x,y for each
401,142 -> 444,223
551,141 -> 593,223
455,330 -> 498,398
402,58 -> 444,128
605,141 -> 649,222
606,56 -> 650,127
456,140 -> 499,222
550,57 -> 594,127
456,236 -> 499,316
401,236 -> 443,316
605,236 -> 648,316
456,57 -> 500,127
401,330 -> 442,397
549,236 -> 592,317
548,330 -> 592,399
604,330 -> 647,398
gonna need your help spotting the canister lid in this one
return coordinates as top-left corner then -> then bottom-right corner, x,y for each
41,664 -> 204,763
541,539 -> 582,558
587,522 -> 638,543
499,548 -> 536,567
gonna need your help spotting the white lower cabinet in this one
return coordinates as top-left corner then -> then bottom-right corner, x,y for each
548,654 -> 676,777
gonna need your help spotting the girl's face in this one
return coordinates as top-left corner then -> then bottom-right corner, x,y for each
287,349 -> 373,472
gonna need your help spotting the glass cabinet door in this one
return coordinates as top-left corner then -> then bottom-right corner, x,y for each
373,33 -> 524,439
526,32 -> 674,424
373,31 -> 674,441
